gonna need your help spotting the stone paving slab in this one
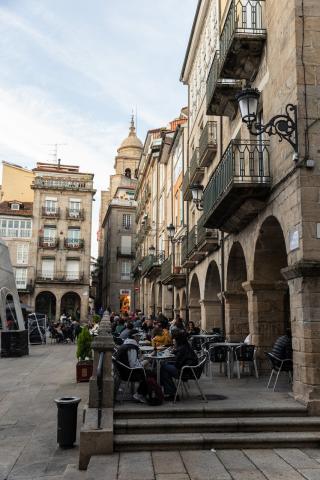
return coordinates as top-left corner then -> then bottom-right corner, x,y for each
118,452 -> 154,480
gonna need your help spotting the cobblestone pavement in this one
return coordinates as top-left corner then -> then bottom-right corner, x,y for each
1,344 -> 320,480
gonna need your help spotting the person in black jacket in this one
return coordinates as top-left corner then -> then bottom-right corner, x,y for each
160,331 -> 198,400
271,328 -> 292,360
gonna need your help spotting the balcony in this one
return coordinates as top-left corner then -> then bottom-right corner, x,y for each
220,0 -> 266,81
206,51 -> 242,118
66,208 -> 85,220
39,237 -> 59,249
132,255 -> 142,276
141,254 -> 161,279
161,254 -> 186,288
41,207 -> 60,219
182,170 -> 192,201
64,238 -> 84,250
117,246 -> 134,258
36,271 -> 85,283
181,226 -> 205,269
197,214 -> 219,253
199,121 -> 218,168
17,282 -> 34,294
203,139 -> 271,233
189,148 -> 204,185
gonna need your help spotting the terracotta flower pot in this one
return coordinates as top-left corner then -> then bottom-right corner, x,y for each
76,360 -> 93,382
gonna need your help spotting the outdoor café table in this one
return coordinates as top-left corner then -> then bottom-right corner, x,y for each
139,340 -> 151,346
139,345 -> 154,353
144,351 -> 175,384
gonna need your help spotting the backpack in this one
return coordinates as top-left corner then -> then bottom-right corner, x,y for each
146,376 -> 164,406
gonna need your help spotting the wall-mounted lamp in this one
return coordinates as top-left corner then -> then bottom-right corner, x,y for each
166,223 -> 176,241
236,87 -> 298,153
190,183 -> 204,211
148,245 -> 156,256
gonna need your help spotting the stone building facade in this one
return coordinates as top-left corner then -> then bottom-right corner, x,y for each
173,0 -> 320,411
101,119 -> 142,313
31,162 -> 95,322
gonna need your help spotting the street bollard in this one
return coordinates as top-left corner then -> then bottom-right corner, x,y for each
54,396 -> 81,448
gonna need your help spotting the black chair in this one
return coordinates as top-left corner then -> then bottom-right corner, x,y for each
190,336 -> 203,352
234,345 -> 259,379
208,345 -> 231,378
113,334 -> 124,346
112,357 -> 146,402
265,352 -> 293,391
174,353 -> 208,403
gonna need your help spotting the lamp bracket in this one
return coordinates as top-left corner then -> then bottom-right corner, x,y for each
248,104 -> 298,153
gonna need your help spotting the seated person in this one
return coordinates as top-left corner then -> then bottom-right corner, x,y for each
115,329 -> 148,403
151,326 -> 172,348
160,331 -> 198,400
141,318 -> 154,339
169,317 -> 186,335
120,322 -> 134,340
115,317 -> 126,334
271,329 -> 293,360
186,321 -> 200,336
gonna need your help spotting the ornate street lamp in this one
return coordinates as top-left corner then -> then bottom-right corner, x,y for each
166,223 -> 176,240
236,87 -> 298,153
148,245 -> 155,256
190,183 -> 204,211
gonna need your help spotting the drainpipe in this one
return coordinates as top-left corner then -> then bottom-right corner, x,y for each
219,117 -> 226,336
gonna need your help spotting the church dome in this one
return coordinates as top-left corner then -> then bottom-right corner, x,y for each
117,116 -> 143,153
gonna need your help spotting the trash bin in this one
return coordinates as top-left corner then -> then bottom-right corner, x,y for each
54,396 -> 81,448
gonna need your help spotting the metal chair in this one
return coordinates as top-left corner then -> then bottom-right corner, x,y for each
234,344 -> 259,379
208,344 -> 231,379
174,353 -> 208,403
265,352 -> 293,391
112,358 -> 146,402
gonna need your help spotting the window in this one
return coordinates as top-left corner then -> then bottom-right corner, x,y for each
122,214 -> 132,229
16,244 -> 29,265
121,260 -> 131,280
121,236 -> 131,254
15,268 -> 27,289
44,226 -> 56,240
66,260 -> 80,280
0,218 -> 32,238
41,258 -> 54,279
45,198 -> 58,214
11,203 -> 20,211
69,198 -> 81,217
67,227 -> 80,246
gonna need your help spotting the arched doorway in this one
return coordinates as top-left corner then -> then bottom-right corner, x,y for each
252,216 -> 289,352
189,274 -> 201,326
60,292 -> 81,321
203,261 -> 221,331
226,242 -> 248,340
36,291 -> 56,323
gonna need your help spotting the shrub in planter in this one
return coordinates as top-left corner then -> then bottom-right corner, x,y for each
92,314 -> 101,324
76,327 -> 93,382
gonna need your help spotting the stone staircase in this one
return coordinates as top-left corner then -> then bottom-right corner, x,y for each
113,404 -> 320,451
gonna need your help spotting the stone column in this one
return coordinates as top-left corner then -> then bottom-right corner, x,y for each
282,261 -> 320,413
89,312 -> 114,408
222,291 -> 248,341
199,299 -> 221,331
242,280 -> 288,357
80,291 -> 89,322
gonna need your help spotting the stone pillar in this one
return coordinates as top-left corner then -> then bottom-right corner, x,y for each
222,291 -> 248,341
282,261 -> 320,413
89,312 -> 114,408
189,305 -> 201,327
80,291 -> 89,323
199,299 -> 221,331
55,291 -> 62,323
242,280 -> 288,357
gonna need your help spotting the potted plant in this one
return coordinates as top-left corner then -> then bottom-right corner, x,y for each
76,326 -> 93,382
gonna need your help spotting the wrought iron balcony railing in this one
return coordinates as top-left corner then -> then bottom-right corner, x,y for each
66,208 -> 85,220
36,271 -> 85,282
141,254 -> 161,276
220,0 -> 266,74
64,238 -> 84,249
182,169 -> 192,201
197,214 -> 219,246
189,148 -> 203,183
188,226 -> 197,256
41,207 -> 60,218
199,121 -> 218,167
161,254 -> 186,286
39,237 -> 59,248
203,139 -> 271,231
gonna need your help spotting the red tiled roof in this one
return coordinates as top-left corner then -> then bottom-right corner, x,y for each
0,201 -> 33,216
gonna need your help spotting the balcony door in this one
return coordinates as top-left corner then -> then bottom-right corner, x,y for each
43,226 -> 57,246
45,198 -> 58,214
66,260 -> 80,280
120,235 -> 131,255
69,199 -> 81,217
68,227 -> 80,246
41,258 -> 54,279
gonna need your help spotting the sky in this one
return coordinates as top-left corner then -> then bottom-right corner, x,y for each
0,0 -> 197,257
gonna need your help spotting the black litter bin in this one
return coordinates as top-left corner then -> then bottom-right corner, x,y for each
54,396 -> 81,448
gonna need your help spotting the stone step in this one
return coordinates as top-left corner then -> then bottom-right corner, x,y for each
114,404 -> 308,419
114,431 -> 320,451
114,416 -> 320,434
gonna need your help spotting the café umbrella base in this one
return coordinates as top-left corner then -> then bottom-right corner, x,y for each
54,396 -> 81,448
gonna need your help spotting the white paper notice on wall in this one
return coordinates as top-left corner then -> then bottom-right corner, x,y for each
317,223 -> 320,239
289,229 -> 299,251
